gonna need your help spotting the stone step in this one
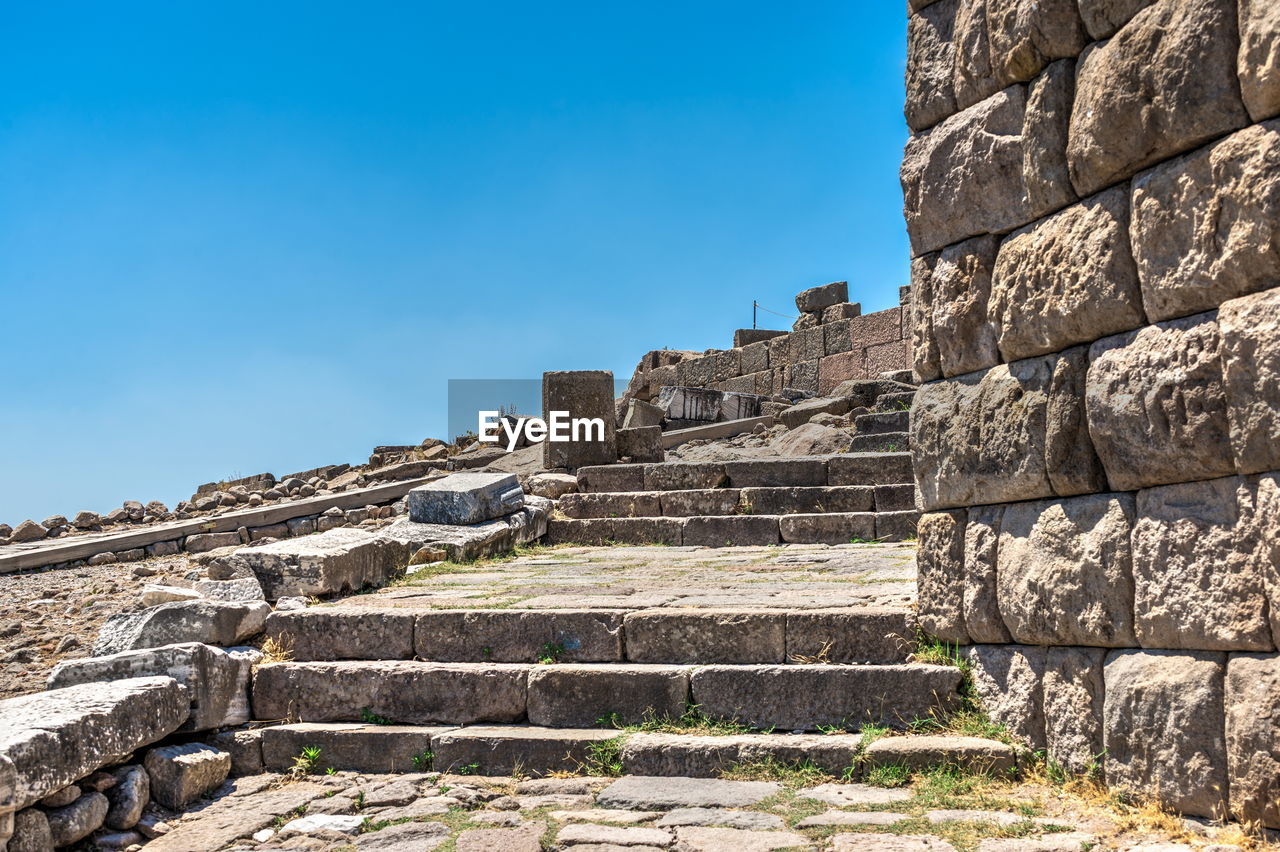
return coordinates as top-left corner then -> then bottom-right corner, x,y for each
849,432 -> 910,453
265,606 -> 915,665
854,410 -> 910,435
558,485 -> 914,519
875,390 -> 916,412
576,454 -> 914,495
249,661 -> 961,731
545,511 -> 918,547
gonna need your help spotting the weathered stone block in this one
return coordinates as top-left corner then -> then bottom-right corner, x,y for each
558,491 -> 662,519
94,600 -> 270,656
792,327 -> 825,364
795,281 -> 848,313
44,791 -> 108,848
987,0 -> 1085,85
1086,313 -> 1234,491
265,610 -> 415,661
1220,287 -> 1280,475
867,341 -> 909,378
1133,476 -> 1273,652
767,334 -> 791,369
719,392 -> 764,421
260,722 -> 441,774
932,234 -> 1000,377
912,358 -> 1053,511
1225,653 -> 1280,828
1245,473 -> 1280,646
545,517 -> 685,546
625,611 -> 786,664
644,462 -> 727,491
577,464 -> 646,493
647,364 -> 678,399
1131,121 -> 1280,322
1077,0 -> 1153,39
998,493 -> 1137,647
906,0 -> 959,132
966,644 -> 1046,749
435,726 -> 621,777
1103,649 -> 1228,819
740,341 -> 770,375
526,664 -> 689,727
408,473 -> 523,526
952,0 -> 1002,111
779,513 -> 876,545
785,609 -> 916,665
917,510 -> 968,644
962,505 -> 1009,644
827,452 -> 914,486
741,486 -> 873,515
787,359 -> 819,395
910,254 -> 942,384
144,744 -> 230,810
1240,0 -> 1280,122
724,458 -> 827,488
1045,346 -> 1108,497
735,329 -> 787,348
1068,0 -> 1249,197
862,735 -> 1018,776
617,426 -> 663,463
992,187 -> 1144,362
623,399 -> 665,430
219,528 -> 411,601
413,610 -> 624,663
1043,647 -> 1106,777
822,302 -> 862,324
658,386 -> 722,422
207,728 -> 263,776
877,510 -> 920,542
1022,58 -> 1077,215
660,489 -> 741,517
818,351 -> 866,395
683,516 -> 779,547
543,370 -> 618,469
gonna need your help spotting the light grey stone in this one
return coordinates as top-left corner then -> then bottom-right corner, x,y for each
917,510 -> 968,644
8,808 -> 52,852
1022,58 -> 1077,214
862,735 -> 1018,775
655,808 -> 784,830
408,473 -> 524,526
962,504 -> 1010,644
797,784 -> 912,807
1240,0 -> 1280,122
1067,0 -> 1249,197
906,0 -> 959,132
527,664 -> 688,727
93,599 -> 270,655
658,387 -> 723,422
192,576 -> 266,602
1086,313 -> 1234,492
104,765 -> 148,830
991,186 -> 1144,362
1245,473 -> 1280,648
44,791 -> 108,848
932,235 -> 1000,378
1103,649 -> 1228,819
673,826 -> 812,851
831,834 -> 957,852
1219,286 -> 1280,476
966,644 -> 1046,749
796,812 -> 909,827
280,813 -> 366,836
221,528 -> 411,600
557,823 -> 673,846
1043,647 -> 1107,777
597,776 -> 780,810
144,743 -> 231,809
1225,653 -> 1280,828
997,494 -> 1137,647
527,472 -> 579,500
986,0 -> 1085,85
140,585 -> 202,607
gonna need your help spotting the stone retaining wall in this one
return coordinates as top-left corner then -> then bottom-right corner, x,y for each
905,0 -> 1279,826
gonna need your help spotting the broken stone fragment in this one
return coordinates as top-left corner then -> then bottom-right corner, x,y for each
93,600 -> 270,656
143,743 -> 231,809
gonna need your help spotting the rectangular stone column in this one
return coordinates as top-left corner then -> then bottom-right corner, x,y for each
542,370 -> 618,470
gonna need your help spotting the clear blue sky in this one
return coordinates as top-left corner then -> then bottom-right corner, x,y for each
0,2 -> 909,524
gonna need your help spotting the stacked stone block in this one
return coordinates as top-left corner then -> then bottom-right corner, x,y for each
904,0 -> 1280,825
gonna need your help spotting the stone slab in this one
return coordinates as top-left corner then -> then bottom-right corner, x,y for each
623,611 -> 786,664
432,726 -> 621,776
408,473 -> 524,526
597,776 -> 780,810
414,610 -> 624,663
526,665 -> 690,727
222,528 -> 412,600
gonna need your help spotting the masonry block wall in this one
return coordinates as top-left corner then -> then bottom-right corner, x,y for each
904,0 -> 1280,826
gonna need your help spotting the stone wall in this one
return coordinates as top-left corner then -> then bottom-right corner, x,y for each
905,0 -> 1279,826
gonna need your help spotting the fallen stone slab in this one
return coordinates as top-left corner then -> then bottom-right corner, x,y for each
93,599 -> 270,655
259,722 -> 444,774
597,776 -> 780,810
381,499 -> 549,563
862,735 -> 1018,776
414,609 -> 624,663
279,812 -> 366,837
526,664 -> 690,727
432,726 -> 621,776
144,743 -> 230,809
265,609 -> 417,661
0,677 -> 188,812
49,642 -> 257,731
408,473 -> 525,525
192,576 -> 266,602
219,528 -> 413,600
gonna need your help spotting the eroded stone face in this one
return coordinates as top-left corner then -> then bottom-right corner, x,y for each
962,504 -> 1010,644
1219,285 -> 1280,476
1068,0 -> 1249,198
1076,0 -> 1153,39
1103,649 -> 1228,819
952,0 -> 1001,111
997,493 -> 1137,647
1240,0 -> 1280,122
1022,58 -> 1077,215
966,644 -> 1046,749
1133,476 -> 1274,652
991,186 -> 1144,362
1131,121 -> 1280,323
1045,346 -> 1108,497
906,0 -> 959,132
917,510 -> 969,644
1226,653 -> 1280,828
932,235 -> 1001,378
1044,647 -> 1106,777
1244,473 -> 1280,646
985,0 -> 1085,86
910,254 -> 942,384
1086,312 -> 1234,492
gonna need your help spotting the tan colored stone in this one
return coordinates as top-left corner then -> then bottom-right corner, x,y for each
992,186 -> 1144,361
1103,649 -> 1228,819
143,744 -> 230,810
1076,0 -> 1153,39
1043,647 -> 1106,777
966,644 -> 1046,749
1067,0 -> 1249,197
910,254 -> 942,384
932,235 -> 1000,377
1245,473 -> 1280,646
986,0 -> 1085,85
907,0 -> 959,132
1131,121 -> 1280,322
1022,58 -> 1077,214
1133,476 -> 1274,652
997,493 -> 1137,647
952,0 -> 1001,110
527,664 -> 689,727
917,510 -> 968,644
624,611 -> 785,665
1225,653 -> 1280,828
1220,287 -> 1280,475
1045,346 -> 1107,497
1240,0 -> 1280,122
862,735 -> 1017,775
962,504 -> 1010,644
1086,312 -> 1234,492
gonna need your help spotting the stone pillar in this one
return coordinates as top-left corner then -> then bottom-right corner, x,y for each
542,371 -> 618,470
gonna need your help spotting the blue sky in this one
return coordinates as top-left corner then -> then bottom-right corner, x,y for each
0,2 -> 909,523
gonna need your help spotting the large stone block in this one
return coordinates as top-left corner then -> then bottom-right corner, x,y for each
739,341 -> 770,374
902,86 -> 1032,255
795,281 -> 848,313
786,609 -> 916,665
625,611 -> 786,665
986,0 -> 1085,85
952,0 -> 1002,111
408,473 -> 523,526
414,610 -> 624,663
683,516 -> 780,547
910,254 -> 942,384
1086,312 -> 1234,492
94,600 -> 270,656
1245,473 -> 1280,645
724,458 -> 827,488
380,500 -> 549,563
962,505 -> 1009,644
906,0 -> 959,132
1067,0 -> 1249,197
1133,476 -> 1274,652
577,463 -> 645,493
644,462 -> 727,491
144,743 -> 230,810
991,186 -> 1144,362
792,327 -> 825,364
526,665 -> 689,727
48,642 -> 256,731
1045,346 -> 1107,497
219,528 -> 411,601
912,357 -> 1053,511
1131,121 -> 1280,322
1022,58 -> 1078,215
658,386 -> 721,422
1076,0 -> 1153,39
817,351 -> 866,394
779,512 -> 877,545
543,370 -> 619,469
787,359 -> 819,395
558,491 -> 661,520
661,489 -> 741,517
1240,0 -> 1280,122
997,493 -> 1138,647
0,677 -> 188,811
966,644 -> 1046,749
1044,647 -> 1106,777
617,426 -> 664,463
260,723 -> 441,774
1103,649 -> 1228,819
265,610 -> 415,660
917,510 -> 968,644
932,235 -> 1000,377
1220,287 -> 1280,475
1225,653 -> 1280,828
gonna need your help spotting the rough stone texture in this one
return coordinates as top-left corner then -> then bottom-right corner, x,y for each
991,187 -> 1144,361
266,610 -> 416,661
831,833 -> 955,852
49,641 -> 254,731
1067,0 -> 1249,197
143,743 -> 230,809
660,490 -> 742,517
644,463 -> 728,492
1045,346 -> 1108,497
543,370 -> 619,470
962,504 -> 1010,644
966,644 -> 1047,749
1077,0 -> 1153,39
1240,0 -> 1280,121
724,458 -> 827,488
932,235 -> 1000,377
996,494 -> 1138,647
624,611 -> 785,665
910,254 -> 942,383
1132,476 -> 1274,652
222,528 -> 411,601
208,728 -> 263,776
739,486 -> 873,516
44,791 -> 108,848
906,0 -> 958,132
408,473 -> 523,526
827,452 -> 914,486
912,357 -> 1053,510
93,599 -> 270,655
916,510 -> 968,643
1103,649 -> 1228,819
104,765 -> 149,830
415,610 -> 624,663
862,735 -> 1018,775
618,425 -> 664,463
1220,287 -> 1280,475
1022,58 -> 1078,214
1086,313 -> 1234,492
559,492 -> 663,520
779,513 -> 876,546
597,776 -> 780,810
436,727 -> 622,776
1225,653 -> 1280,828
795,281 -> 848,313
526,665 -> 689,727
621,733 -> 861,779
683,516 -> 780,547
260,723 -> 442,774
986,0 -> 1085,85
1043,646 -> 1106,777
786,610 -> 915,665
9,808 -> 52,852
1131,121 -> 1280,322
902,86 -> 1032,255
1248,473 -> 1280,646
952,0 -> 1002,111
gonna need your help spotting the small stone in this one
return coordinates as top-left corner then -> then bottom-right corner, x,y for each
279,813 -> 366,836
596,777 -> 779,810
105,765 -> 149,830
456,823 -> 544,852
140,585 -> 203,607
557,824 -> 674,847
796,812 -> 909,827
39,784 -> 81,808
44,791 -> 109,847
143,743 -> 231,809
655,808 -> 784,830
673,826 -> 813,852
73,510 -> 102,529
10,520 -> 47,543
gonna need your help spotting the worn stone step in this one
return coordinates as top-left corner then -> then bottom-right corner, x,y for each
560,486 -> 907,519
576,454 -> 914,494
547,510 -> 918,546
682,515 -> 780,546
875,390 -> 916,412
545,517 -> 686,546
777,510 -> 917,543
849,432 -> 910,453
855,410 -> 911,435
825,452 -> 913,486
620,732 -> 865,777
266,607 -> 916,665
